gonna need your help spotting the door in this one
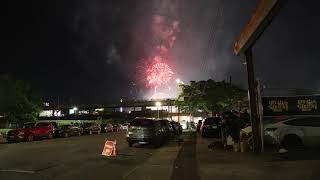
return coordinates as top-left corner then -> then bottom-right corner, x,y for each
301,117 -> 320,146
285,117 -> 320,146
35,123 -> 46,137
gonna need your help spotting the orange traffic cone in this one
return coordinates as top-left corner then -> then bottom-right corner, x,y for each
102,140 -> 116,156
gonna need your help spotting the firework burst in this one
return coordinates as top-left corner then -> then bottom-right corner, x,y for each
146,61 -> 174,87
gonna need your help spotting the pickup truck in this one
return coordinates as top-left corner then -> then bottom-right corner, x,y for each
7,122 -> 55,143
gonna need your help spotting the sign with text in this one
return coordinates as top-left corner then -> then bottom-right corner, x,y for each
262,96 -> 320,116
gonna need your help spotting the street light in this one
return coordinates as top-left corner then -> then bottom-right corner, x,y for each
155,101 -> 161,119
176,78 -> 185,85
73,107 -> 78,120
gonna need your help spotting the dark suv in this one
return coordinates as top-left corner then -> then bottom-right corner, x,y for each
82,122 -> 101,135
200,117 -> 222,138
127,118 -> 163,147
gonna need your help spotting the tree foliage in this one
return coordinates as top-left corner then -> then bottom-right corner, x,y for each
175,79 -> 246,114
0,75 -> 43,123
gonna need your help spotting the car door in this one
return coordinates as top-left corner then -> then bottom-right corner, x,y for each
35,123 -> 45,137
68,125 -> 74,136
300,117 -> 320,146
285,117 -> 320,147
94,124 -> 98,132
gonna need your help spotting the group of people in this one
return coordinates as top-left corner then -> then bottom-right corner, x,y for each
220,110 -> 250,147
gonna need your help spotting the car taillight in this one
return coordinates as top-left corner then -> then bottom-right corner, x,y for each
265,128 -> 278,131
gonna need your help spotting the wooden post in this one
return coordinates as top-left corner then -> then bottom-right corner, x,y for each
245,48 -> 261,153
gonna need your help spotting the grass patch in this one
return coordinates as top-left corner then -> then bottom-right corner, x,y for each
38,119 -> 114,126
0,129 -> 12,136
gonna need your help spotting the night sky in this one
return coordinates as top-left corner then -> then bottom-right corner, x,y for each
1,0 -> 320,104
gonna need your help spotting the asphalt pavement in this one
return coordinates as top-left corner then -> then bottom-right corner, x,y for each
1,131 -> 320,180
0,132 -> 181,180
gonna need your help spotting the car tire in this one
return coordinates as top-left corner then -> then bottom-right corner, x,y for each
27,134 -> 34,142
48,132 -> 53,139
282,134 -> 303,150
64,132 -> 69,138
89,130 -> 92,135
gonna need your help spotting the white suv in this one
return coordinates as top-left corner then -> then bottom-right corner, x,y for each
264,116 -> 320,149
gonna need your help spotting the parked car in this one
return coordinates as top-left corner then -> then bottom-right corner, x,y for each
100,124 -> 107,133
264,116 -> 320,149
197,120 -> 203,132
127,118 -> 163,147
200,117 -> 222,138
159,120 -> 175,140
170,121 -> 182,135
113,124 -> 121,132
50,122 -> 58,136
104,124 -> 114,133
121,123 -> 129,131
175,122 -> 183,134
7,122 -> 54,142
56,124 -> 83,137
82,123 -> 101,135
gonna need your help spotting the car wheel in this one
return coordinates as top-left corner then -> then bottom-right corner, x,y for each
89,130 -> 92,135
27,134 -> 34,142
282,134 -> 303,150
64,132 -> 69,138
48,132 -> 53,139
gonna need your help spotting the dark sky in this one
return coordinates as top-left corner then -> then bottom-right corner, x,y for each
1,0 -> 320,103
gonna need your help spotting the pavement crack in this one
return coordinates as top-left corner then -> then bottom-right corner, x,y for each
34,164 -> 59,172
0,168 -> 35,174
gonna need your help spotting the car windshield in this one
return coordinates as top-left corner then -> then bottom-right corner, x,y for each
51,122 -> 58,128
204,118 -> 221,125
23,123 -> 35,128
131,119 -> 153,127
83,123 -> 93,127
264,116 -> 291,124
61,125 -> 70,129
36,123 -> 49,127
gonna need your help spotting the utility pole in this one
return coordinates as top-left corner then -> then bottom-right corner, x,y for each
245,48 -> 261,153
234,0 -> 287,153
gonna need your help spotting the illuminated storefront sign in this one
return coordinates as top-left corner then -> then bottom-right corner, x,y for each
263,96 -> 320,115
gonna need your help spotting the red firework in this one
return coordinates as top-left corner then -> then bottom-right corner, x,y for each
147,62 -> 174,87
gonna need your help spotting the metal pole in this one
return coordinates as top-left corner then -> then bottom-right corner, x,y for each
157,107 -> 159,119
245,48 -> 261,153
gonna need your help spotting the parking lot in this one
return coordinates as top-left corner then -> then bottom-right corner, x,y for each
1,131 -> 320,180
0,131 -> 182,180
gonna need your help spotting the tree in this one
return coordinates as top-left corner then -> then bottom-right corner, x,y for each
0,75 -> 43,124
175,79 -> 246,116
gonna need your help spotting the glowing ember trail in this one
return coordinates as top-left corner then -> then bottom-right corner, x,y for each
147,61 -> 174,87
